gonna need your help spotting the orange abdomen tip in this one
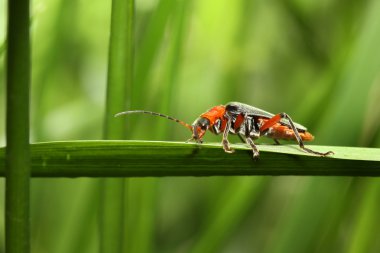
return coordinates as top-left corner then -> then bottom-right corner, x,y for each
299,131 -> 314,141
268,124 -> 315,141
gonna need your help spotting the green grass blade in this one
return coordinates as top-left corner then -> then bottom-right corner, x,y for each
99,179 -> 125,252
5,3 -> 31,253
0,40 -> 5,58
0,141 -> 379,177
101,0 -> 134,252
5,0 -> 31,251
104,0 -> 134,136
123,178 -> 157,253
124,2 -> 191,252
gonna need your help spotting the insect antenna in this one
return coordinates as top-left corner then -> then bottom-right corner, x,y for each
115,110 -> 193,131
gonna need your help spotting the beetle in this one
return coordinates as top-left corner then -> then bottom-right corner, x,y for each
115,102 -> 333,158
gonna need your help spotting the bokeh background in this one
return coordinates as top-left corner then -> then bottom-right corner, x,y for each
1,0 -> 380,252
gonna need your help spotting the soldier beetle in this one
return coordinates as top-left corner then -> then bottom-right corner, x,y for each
116,102 -> 334,158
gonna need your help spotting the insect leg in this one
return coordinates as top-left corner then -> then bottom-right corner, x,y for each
261,113 -> 333,156
241,135 -> 260,159
274,139 -> 280,145
241,118 -> 260,158
238,133 -> 260,158
222,115 -> 234,153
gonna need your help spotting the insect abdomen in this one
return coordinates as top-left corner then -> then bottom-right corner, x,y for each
258,118 -> 314,141
266,124 -> 314,141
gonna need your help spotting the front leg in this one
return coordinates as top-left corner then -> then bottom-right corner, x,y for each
222,115 -> 234,153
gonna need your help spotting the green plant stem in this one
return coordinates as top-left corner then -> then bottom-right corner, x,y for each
5,0 -> 31,251
104,0 -> 134,130
0,141 -> 379,177
99,179 -> 124,253
101,0 -> 134,252
124,3 -> 191,252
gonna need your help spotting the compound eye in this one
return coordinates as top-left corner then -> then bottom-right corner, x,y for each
197,117 -> 210,130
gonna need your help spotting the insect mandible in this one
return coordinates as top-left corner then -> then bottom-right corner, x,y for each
115,102 -> 334,158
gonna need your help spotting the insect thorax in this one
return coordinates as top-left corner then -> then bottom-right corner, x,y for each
211,114 -> 261,139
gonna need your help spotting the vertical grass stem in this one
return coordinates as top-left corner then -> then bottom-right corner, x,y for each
100,0 -> 134,252
5,0 -> 31,251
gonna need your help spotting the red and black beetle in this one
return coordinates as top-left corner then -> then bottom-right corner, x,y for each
115,102 -> 333,158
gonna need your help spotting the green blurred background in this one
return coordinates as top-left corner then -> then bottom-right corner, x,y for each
1,0 -> 380,252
